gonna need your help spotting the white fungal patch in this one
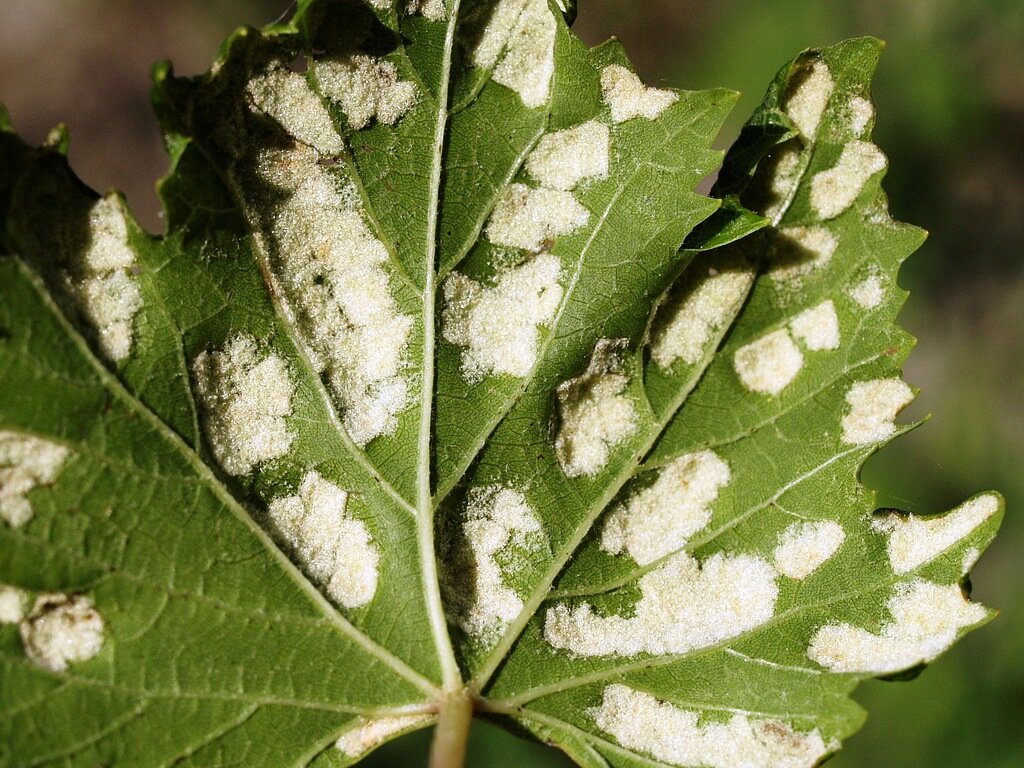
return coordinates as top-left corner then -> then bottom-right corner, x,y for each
733,329 -> 804,396
962,547 -> 981,574
773,521 -> 846,580
873,494 -> 999,575
268,471 -> 379,609
600,64 -> 679,124
366,0 -> 391,9
19,593 -> 105,672
756,143 -> 803,223
313,55 -> 418,129
807,580 -> 987,674
848,273 -> 885,309
840,378 -> 914,446
246,65 -> 343,156
336,714 -> 432,757
810,140 -> 887,220
769,226 -> 838,284
544,551 -> 778,656
848,96 -> 874,136
601,450 -> 730,565
406,0 -> 447,20
525,121 -> 611,191
473,0 -> 527,69
595,684 -> 832,768
555,340 -> 638,478
0,585 -> 27,623
651,262 -> 754,369
442,254 -> 562,382
255,147 -> 413,446
473,0 -> 556,108
789,300 -> 840,351
485,183 -> 590,251
0,432 -> 71,528
192,335 -> 295,476
784,59 -> 834,140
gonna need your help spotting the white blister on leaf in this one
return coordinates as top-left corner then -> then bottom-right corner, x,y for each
0,431 -> 71,528
19,593 -> 105,672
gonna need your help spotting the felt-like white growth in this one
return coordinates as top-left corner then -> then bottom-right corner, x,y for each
336,714 -> 432,756
473,0 -> 555,107
848,96 -> 874,136
366,0 -> 391,9
256,147 -> 413,445
807,580 -> 987,674
525,121 -> 610,191
651,263 -> 754,369
486,183 -> 590,251
784,59 -> 834,140
544,551 -> 778,656
774,521 -> 846,580
0,432 -> 71,528
0,585 -> 27,624
602,450 -> 730,565
810,140 -> 887,220
555,339 -> 638,478
19,593 -> 104,672
848,273 -> 884,309
600,65 -> 679,124
769,226 -> 838,284
962,547 -> 981,574
757,143 -> 803,223
268,471 -> 379,608
193,335 -> 295,476
473,0 -> 527,69
841,378 -> 914,445
442,254 -> 562,381
314,55 -> 418,129
733,329 -> 804,396
790,300 -> 840,351
873,495 -> 999,575
247,65 -> 343,156
455,486 -> 542,639
406,0 -> 447,20
595,684 -> 831,768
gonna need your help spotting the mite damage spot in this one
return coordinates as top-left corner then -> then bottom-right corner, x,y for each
544,551 -> 778,656
19,593 -> 105,672
193,334 -> 295,476
810,140 -> 887,220
789,300 -> 840,351
600,64 -> 679,123
485,183 -> 590,251
442,254 -> 562,382
335,714 -> 432,757
807,580 -> 988,674
841,378 -> 914,445
962,547 -> 981,574
525,121 -> 610,191
768,226 -> 838,284
406,0 -> 447,20
366,0 -> 392,9
773,521 -> 846,580
474,0 -> 556,108
0,585 -> 27,624
848,96 -> 874,136
601,450 -> 730,565
784,59 -> 834,140
0,432 -> 71,528
848,273 -> 885,309
873,494 -> 999,575
733,329 -> 804,396
595,684 -> 832,768
247,64 -> 343,156
313,55 -> 418,130
751,142 -> 803,223
268,471 -> 379,609
555,339 -> 638,478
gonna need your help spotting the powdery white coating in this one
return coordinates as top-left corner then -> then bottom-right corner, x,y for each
336,714 -> 432,757
256,147 -> 414,445
841,378 -> 914,445
962,547 -> 981,573
790,300 -> 841,351
807,580 -> 987,674
19,593 -> 105,672
544,551 -> 778,656
601,450 -> 730,565
595,684 -> 831,768
601,65 -> 679,124
651,264 -> 754,369
0,432 -> 71,528
313,55 -> 418,130
773,521 -> 846,580
525,121 -> 611,191
491,0 -> 556,108
769,226 -> 838,284
848,96 -> 875,136
246,66 -> 343,156
406,0 -> 447,20
442,254 -> 562,382
192,335 -> 295,476
873,494 -> 999,575
849,273 -> 885,309
784,59 -> 835,140
734,329 -> 804,396
555,339 -> 638,478
757,143 -> 803,222
0,585 -> 27,623
486,183 -> 590,251
810,140 -> 887,220
268,471 -> 379,608
473,0 -> 528,69
366,0 -> 391,9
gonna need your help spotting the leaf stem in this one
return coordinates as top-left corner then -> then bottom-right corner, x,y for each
428,689 -> 473,768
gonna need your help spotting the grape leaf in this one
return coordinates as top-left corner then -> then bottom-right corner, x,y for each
0,2 -> 1001,767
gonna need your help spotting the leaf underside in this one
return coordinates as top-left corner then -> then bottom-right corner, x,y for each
0,2 -> 1001,767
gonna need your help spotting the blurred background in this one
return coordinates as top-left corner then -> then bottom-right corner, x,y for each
1,0 -> 1020,765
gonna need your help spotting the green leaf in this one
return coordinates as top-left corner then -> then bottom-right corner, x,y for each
0,2 -> 1000,765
